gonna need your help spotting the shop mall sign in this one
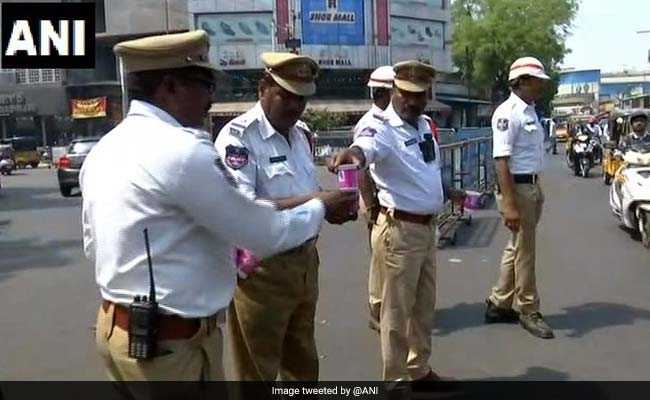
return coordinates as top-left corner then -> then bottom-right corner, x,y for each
309,0 -> 355,23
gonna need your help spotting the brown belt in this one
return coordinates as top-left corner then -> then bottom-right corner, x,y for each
102,300 -> 203,340
380,206 -> 434,225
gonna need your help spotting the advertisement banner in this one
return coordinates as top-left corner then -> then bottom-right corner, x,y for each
196,13 -> 273,46
391,0 -> 443,16
391,17 -> 444,49
557,70 -> 601,96
71,97 -> 107,119
301,0 -> 365,45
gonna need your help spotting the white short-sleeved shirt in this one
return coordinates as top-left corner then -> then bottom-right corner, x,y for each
80,100 -> 324,318
352,103 -> 444,215
353,103 -> 384,140
214,102 -> 319,201
492,92 -> 545,174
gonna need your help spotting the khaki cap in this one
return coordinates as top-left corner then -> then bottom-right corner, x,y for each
393,60 -> 436,93
114,30 -> 218,74
261,52 -> 319,96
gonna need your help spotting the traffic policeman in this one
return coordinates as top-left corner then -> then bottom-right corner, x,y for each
353,65 -> 395,332
485,56 -> 554,339
330,60 -> 464,381
215,52 -> 352,381
81,31 -> 355,393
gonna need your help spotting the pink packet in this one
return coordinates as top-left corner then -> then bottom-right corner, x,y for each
233,247 -> 261,278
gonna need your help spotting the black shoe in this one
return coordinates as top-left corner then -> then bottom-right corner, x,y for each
484,299 -> 519,324
520,312 -> 554,339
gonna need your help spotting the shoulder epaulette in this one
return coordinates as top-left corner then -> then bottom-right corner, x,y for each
372,113 -> 387,122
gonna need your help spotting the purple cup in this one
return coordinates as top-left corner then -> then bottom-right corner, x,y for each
337,164 -> 359,191
337,164 -> 359,214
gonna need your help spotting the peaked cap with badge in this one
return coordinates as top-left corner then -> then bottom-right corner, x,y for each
393,60 -> 436,93
261,52 -> 319,97
114,30 -> 218,74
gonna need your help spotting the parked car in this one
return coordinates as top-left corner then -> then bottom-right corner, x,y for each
57,137 -> 100,197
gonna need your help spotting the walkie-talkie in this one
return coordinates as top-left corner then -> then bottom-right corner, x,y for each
419,133 -> 436,163
128,228 -> 159,360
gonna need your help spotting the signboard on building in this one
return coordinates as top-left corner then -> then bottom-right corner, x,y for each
0,92 -> 37,116
71,97 -> 107,119
391,17 -> 444,49
301,0 -> 365,45
557,69 -> 601,96
390,17 -> 444,66
197,13 -> 273,46
196,13 -> 273,69
391,0 -> 443,14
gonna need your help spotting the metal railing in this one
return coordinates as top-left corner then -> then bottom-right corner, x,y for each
314,127 -> 495,193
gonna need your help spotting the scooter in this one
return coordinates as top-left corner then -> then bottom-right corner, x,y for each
609,143 -> 650,249
0,157 -> 14,175
570,133 -> 594,178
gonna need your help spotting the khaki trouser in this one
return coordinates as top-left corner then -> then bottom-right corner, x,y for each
95,303 -> 225,399
490,183 -> 545,315
228,243 -> 319,381
372,211 -> 437,381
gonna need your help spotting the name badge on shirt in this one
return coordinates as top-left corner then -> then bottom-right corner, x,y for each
269,155 -> 287,163
404,138 -> 418,147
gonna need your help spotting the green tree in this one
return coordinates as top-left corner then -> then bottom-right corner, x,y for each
452,0 -> 579,114
301,109 -> 347,133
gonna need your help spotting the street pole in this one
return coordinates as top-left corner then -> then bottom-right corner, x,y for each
119,57 -> 128,120
164,0 -> 169,33
41,117 -> 47,147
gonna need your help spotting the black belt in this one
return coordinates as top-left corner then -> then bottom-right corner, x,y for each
513,174 -> 539,184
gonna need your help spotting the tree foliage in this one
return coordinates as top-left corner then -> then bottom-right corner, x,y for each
302,109 -> 347,132
452,0 -> 579,110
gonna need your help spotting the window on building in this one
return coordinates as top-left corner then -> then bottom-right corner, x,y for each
28,69 -> 40,83
16,70 -> 27,84
41,69 -> 54,83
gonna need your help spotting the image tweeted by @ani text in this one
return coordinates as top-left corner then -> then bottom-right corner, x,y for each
271,384 -> 382,398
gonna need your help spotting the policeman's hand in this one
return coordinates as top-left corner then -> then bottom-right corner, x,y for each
316,190 -> 358,225
502,205 -> 521,233
448,188 -> 467,204
326,148 -> 365,174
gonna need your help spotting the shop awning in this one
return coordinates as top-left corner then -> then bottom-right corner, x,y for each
436,95 -> 492,105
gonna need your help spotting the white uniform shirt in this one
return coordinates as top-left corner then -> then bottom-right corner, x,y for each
353,103 -> 384,140
214,102 -> 318,201
492,92 -> 545,174
80,100 -> 324,318
352,103 -> 444,215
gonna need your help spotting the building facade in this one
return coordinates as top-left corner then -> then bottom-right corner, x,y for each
552,69 -> 601,117
188,0 -> 471,132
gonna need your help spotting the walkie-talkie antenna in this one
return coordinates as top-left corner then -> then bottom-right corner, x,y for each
143,228 -> 156,303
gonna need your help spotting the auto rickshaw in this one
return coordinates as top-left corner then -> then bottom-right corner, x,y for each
0,136 -> 40,168
602,109 -> 650,184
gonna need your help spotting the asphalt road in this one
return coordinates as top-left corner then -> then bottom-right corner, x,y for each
0,151 -> 649,381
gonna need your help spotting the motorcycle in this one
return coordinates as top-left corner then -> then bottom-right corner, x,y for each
569,133 -> 594,178
0,157 -> 14,175
609,143 -> 650,249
